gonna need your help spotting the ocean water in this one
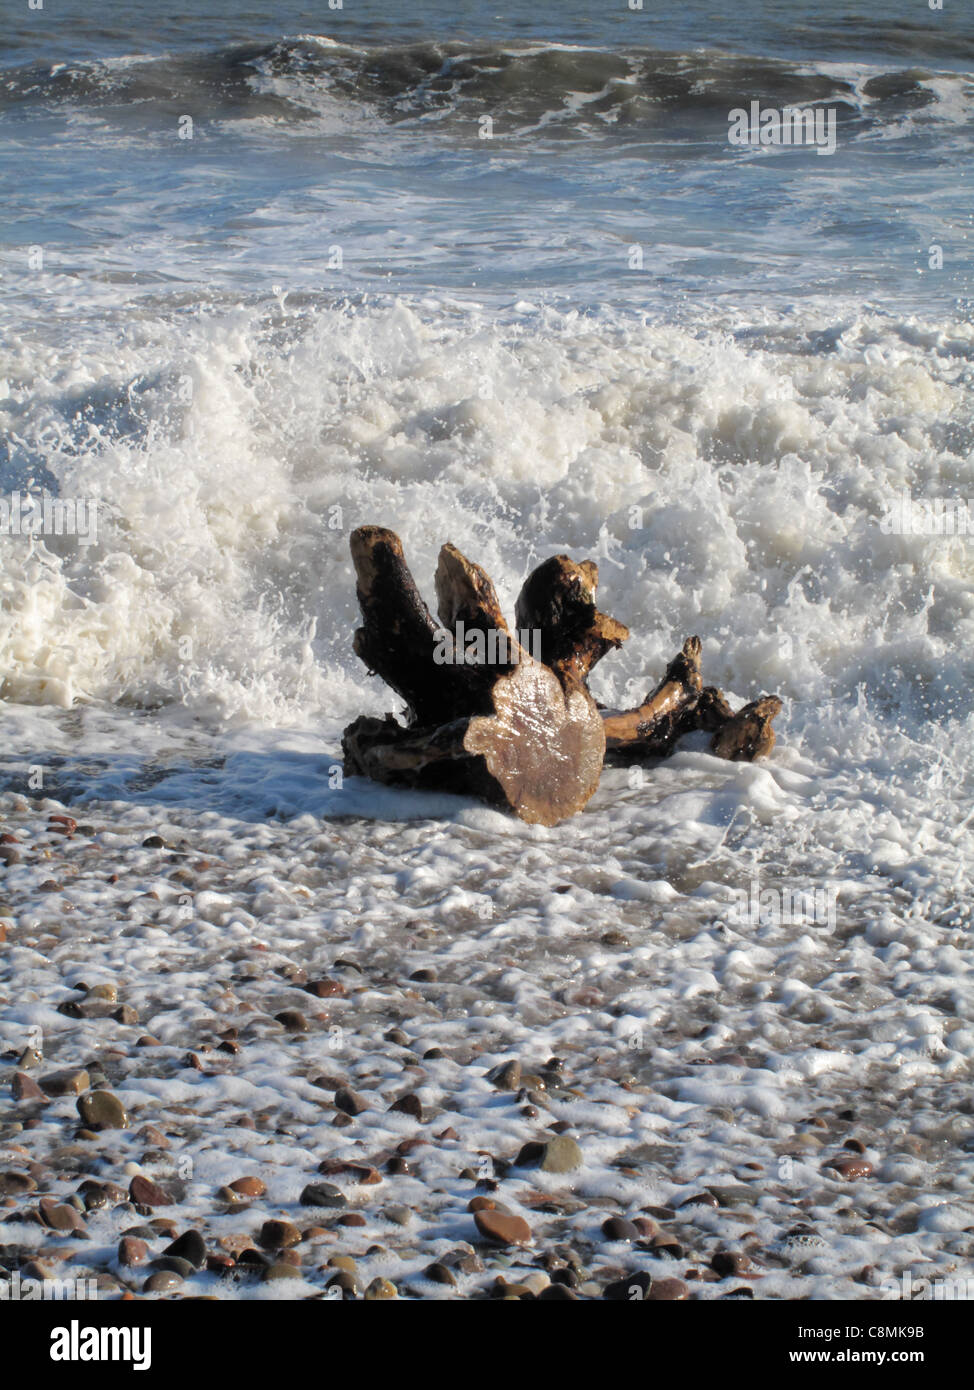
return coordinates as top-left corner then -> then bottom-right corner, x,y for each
1,0 -> 974,1301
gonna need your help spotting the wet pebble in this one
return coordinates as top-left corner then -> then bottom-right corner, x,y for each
602,1216 -> 640,1242
129,1175 -> 173,1207
257,1219 -> 299,1250
77,1090 -> 129,1130
334,1086 -> 368,1116
300,1182 -> 347,1210
473,1209 -> 531,1246
118,1237 -> 149,1267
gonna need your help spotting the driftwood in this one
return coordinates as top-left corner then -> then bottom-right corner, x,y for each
600,635 -> 783,765
342,527 -> 782,825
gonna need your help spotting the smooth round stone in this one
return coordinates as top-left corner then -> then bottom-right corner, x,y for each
143,1270 -> 183,1293
150,1256 -> 195,1279
491,1279 -> 535,1299
382,1206 -> 413,1227
473,1209 -> 531,1246
12,1073 -> 45,1102
334,1087 -> 368,1117
389,1093 -> 423,1120
41,1069 -> 90,1098
650,1234 -> 683,1258
259,1220 -> 301,1250
364,1277 -> 397,1300
299,1182 -> 347,1210
263,1263 -> 302,1282
236,1249 -> 269,1271
0,1172 -> 36,1196
646,1277 -> 689,1301
118,1236 -> 149,1267
632,1216 -> 659,1238
604,1271 -> 653,1300
824,1155 -> 874,1180
227,1176 -> 266,1198
327,1270 -> 360,1295
129,1175 -> 173,1207
424,1262 -> 457,1286
86,983 -> 118,1003
38,1197 -> 85,1233
306,978 -> 345,997
274,1010 -> 308,1033
602,1216 -> 640,1242
486,1059 -> 522,1091
164,1230 -> 206,1269
77,1090 -> 129,1130
540,1136 -> 583,1174
521,1272 -> 550,1295
711,1250 -> 751,1277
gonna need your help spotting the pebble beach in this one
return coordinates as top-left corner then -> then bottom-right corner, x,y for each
2,737 -> 973,1301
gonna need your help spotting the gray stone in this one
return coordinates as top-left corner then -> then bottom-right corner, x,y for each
300,1182 -> 347,1210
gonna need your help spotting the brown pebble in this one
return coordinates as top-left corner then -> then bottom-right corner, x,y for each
318,1160 -> 381,1185
259,1219 -> 300,1250
473,1209 -> 531,1246
632,1216 -> 659,1239
11,1073 -> 45,1102
650,1234 -> 684,1258
389,1092 -> 423,1120
38,1196 -> 86,1233
396,1137 -> 427,1156
825,1155 -> 873,1180
228,1176 -> 266,1198
306,978 -> 345,997
0,1172 -> 36,1196
40,1068 -> 90,1097
647,1277 -> 689,1301
274,1010 -> 308,1032
118,1236 -> 149,1267
467,1196 -> 497,1213
602,1216 -> 640,1242
129,1175 -> 173,1207
334,1086 -> 368,1116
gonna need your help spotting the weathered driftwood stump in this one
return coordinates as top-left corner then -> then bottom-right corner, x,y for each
342,526 -> 782,824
